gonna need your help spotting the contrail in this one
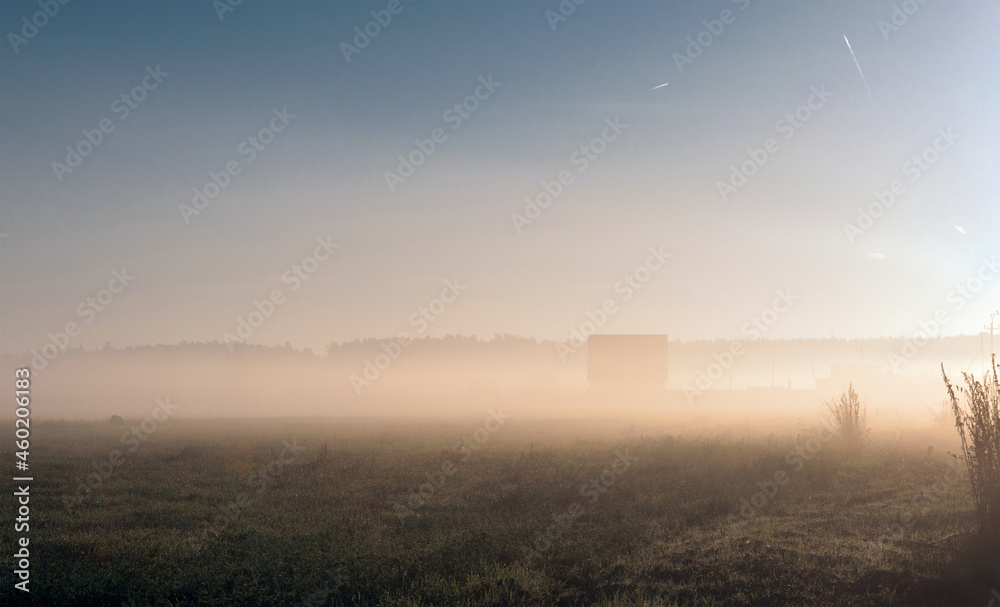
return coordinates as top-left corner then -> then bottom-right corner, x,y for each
649,82 -> 669,91
843,35 -> 871,98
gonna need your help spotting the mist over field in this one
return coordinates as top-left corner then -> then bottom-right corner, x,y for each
2,0 -> 999,605
0,334 -> 987,423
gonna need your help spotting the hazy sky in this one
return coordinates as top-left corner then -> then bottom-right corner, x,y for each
1,0 -> 998,355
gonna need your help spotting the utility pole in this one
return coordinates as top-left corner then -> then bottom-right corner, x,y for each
986,310 -> 1000,365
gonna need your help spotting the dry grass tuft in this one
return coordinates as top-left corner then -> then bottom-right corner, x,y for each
942,355 -> 1000,542
823,383 -> 869,449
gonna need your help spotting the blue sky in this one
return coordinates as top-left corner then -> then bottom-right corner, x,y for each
1,0 -> 998,354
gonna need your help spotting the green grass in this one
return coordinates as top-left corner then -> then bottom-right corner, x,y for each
0,418 -> 996,606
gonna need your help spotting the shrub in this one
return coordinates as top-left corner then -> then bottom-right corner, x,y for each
942,355 -> 1000,541
823,383 -> 869,449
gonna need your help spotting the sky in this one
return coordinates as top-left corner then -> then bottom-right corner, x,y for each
1,0 -> 998,355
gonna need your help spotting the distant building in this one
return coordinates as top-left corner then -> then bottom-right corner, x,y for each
814,363 -> 938,405
815,364 -> 885,393
587,334 -> 669,392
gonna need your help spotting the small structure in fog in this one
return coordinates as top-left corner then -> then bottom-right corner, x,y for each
816,364 -> 885,393
109,415 -> 124,426
587,334 -> 669,393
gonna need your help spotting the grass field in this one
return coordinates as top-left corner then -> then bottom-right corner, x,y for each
1,416 -> 997,606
